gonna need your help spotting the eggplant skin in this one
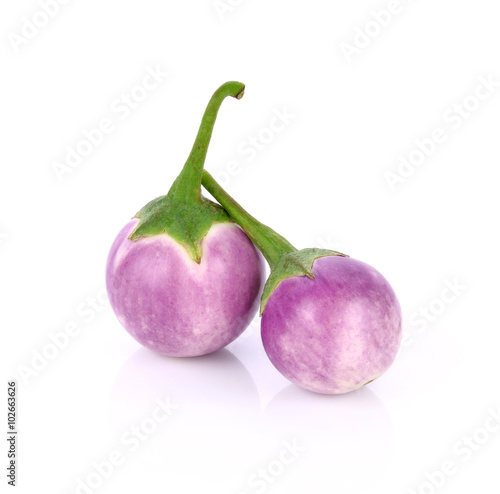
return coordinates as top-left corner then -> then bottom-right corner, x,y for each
106,219 -> 265,357
262,256 -> 402,394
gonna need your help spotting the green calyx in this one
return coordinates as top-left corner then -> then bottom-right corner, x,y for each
128,81 -> 245,263
128,195 -> 230,263
260,248 -> 348,315
201,170 -> 349,314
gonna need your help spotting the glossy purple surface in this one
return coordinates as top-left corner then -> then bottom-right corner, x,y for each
261,256 -> 402,394
106,219 -> 265,356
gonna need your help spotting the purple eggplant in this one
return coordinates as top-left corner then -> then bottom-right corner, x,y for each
202,171 -> 402,394
106,82 -> 265,357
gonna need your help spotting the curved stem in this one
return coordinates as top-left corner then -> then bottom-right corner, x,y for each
168,81 -> 245,203
201,170 -> 297,270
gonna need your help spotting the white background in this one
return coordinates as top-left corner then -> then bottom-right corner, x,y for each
2,1 -> 500,493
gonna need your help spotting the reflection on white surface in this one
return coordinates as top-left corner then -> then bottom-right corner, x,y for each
108,346 -> 266,493
261,384 -> 395,492
108,345 -> 395,493
108,346 -> 261,432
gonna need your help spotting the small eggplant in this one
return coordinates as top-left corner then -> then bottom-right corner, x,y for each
106,82 -> 265,357
202,171 -> 402,394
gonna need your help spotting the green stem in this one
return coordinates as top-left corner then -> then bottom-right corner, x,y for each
201,170 -> 297,270
168,81 -> 245,203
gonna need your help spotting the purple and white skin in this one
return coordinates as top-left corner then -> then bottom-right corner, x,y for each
106,82 -> 265,357
202,171 -> 402,394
